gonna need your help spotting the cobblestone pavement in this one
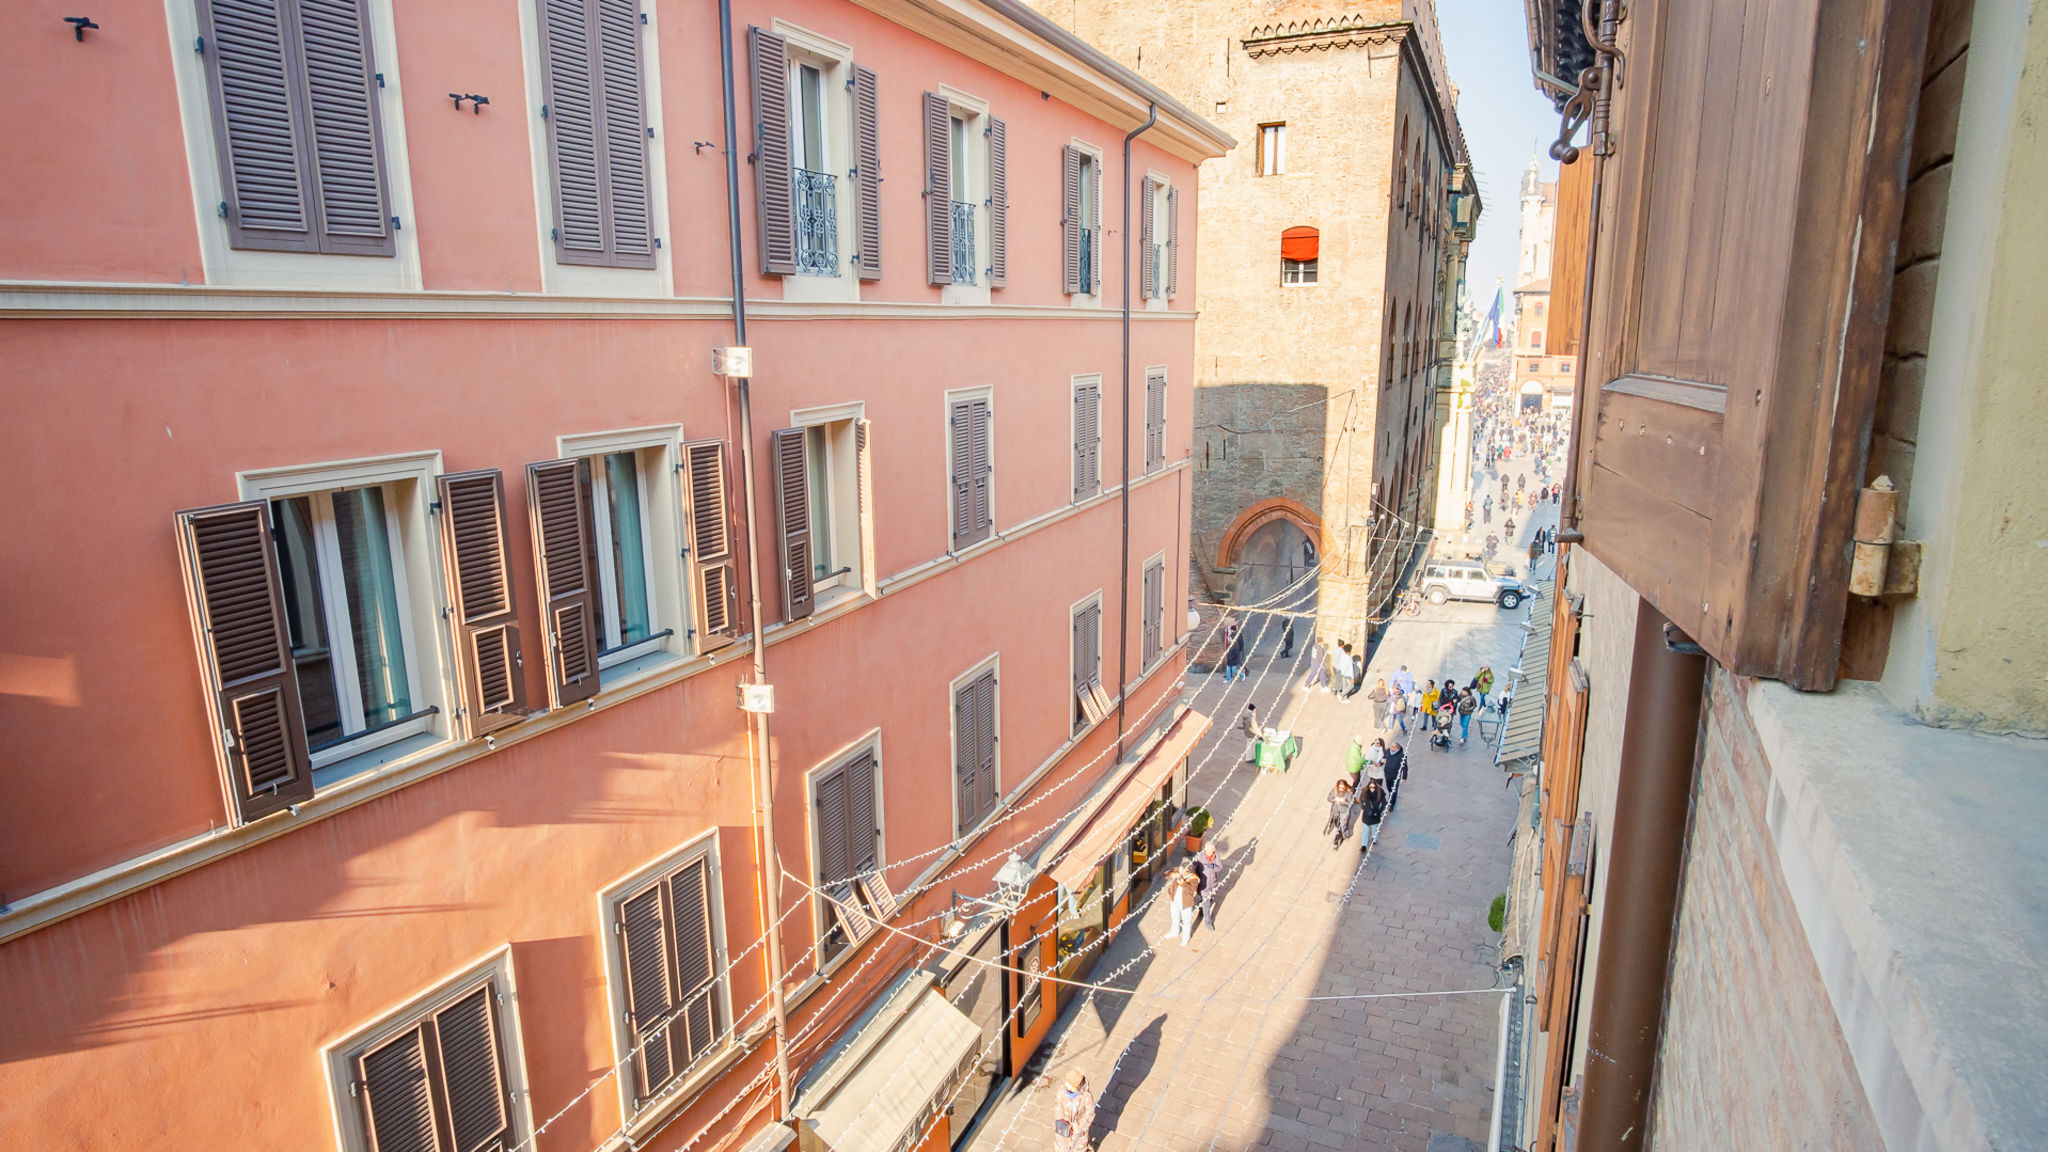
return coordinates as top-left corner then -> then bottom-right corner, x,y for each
966,457 -> 1559,1152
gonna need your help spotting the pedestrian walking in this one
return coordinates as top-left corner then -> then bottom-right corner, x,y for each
1383,740 -> 1408,811
1280,617 -> 1296,659
1389,687 -> 1409,734
1196,844 -> 1222,930
1367,678 -> 1390,728
1303,636 -> 1329,692
1392,665 -> 1415,695
1421,679 -> 1440,730
1405,685 -> 1423,733
1053,1068 -> 1096,1152
1240,704 -> 1263,764
1345,733 -> 1367,786
1349,646 -> 1368,698
1166,861 -> 1200,946
1323,777 -> 1359,847
1332,642 -> 1356,701
1358,776 -> 1389,852
1456,685 -> 1478,743
1223,627 -> 1248,682
1322,642 -> 1340,693
1475,665 -> 1495,707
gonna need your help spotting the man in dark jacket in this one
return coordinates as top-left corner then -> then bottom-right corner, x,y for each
1382,741 -> 1408,812
1357,778 -> 1389,852
1195,844 -> 1222,929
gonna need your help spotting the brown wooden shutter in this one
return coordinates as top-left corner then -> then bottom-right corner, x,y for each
971,672 -> 997,821
968,400 -> 992,543
1060,146 -> 1082,295
1166,184 -> 1180,298
853,64 -> 882,281
954,676 -> 981,833
436,470 -> 526,739
923,92 -> 952,285
1140,178 -> 1156,299
949,400 -> 974,550
815,765 -> 850,897
175,500 -> 315,824
1073,383 -> 1100,502
668,858 -> 719,1064
595,0 -> 654,266
432,986 -> 511,1152
618,882 -> 678,1098
297,0 -> 395,255
855,419 -> 877,598
1143,562 -> 1164,666
683,440 -> 740,652
770,428 -> 814,622
845,750 -> 878,874
1145,368 -> 1167,471
525,458 -> 601,709
357,1025 -> 437,1152
541,0 -> 604,261
749,27 -> 796,276
987,116 -> 1008,288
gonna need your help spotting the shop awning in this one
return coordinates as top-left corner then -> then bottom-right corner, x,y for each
1494,575 -> 1555,772
1281,225 -> 1320,261
797,978 -> 981,1152
1048,708 -> 1212,891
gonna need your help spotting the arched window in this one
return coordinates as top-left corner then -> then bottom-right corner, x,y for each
1281,226 -> 1319,285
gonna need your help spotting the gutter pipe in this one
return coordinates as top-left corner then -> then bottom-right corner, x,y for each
1115,102 -> 1157,762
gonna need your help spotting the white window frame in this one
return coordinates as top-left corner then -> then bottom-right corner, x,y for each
164,0 -> 424,291
1071,372 -> 1103,503
775,20 -> 858,301
939,85 -> 992,307
944,385 -> 996,554
558,425 -> 688,676
789,401 -> 868,608
1283,256 -> 1319,286
237,451 -> 450,774
948,653 -> 1001,838
1069,138 -> 1106,309
515,0 -> 675,297
806,728 -> 888,974
597,829 -> 734,1133
1258,122 -> 1287,176
322,945 -> 535,1152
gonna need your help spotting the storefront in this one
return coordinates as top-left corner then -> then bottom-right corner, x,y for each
927,914 -> 1010,1148
794,971 -> 983,1152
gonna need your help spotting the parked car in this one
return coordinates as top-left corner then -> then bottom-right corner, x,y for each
1419,561 -> 1536,609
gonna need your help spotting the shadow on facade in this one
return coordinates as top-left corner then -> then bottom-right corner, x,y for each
1192,382 -> 1331,604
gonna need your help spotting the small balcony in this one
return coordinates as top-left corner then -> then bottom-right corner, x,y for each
795,168 -> 839,275
951,200 -> 976,285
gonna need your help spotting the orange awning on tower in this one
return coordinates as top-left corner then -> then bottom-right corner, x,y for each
1281,226 -> 1319,262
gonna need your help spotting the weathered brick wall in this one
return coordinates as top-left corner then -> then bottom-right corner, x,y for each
1190,381 -> 1329,601
1647,671 -> 1883,1149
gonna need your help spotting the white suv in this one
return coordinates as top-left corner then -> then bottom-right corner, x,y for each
1419,562 -> 1535,609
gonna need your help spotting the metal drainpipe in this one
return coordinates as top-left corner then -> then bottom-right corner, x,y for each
1115,102 -> 1156,763
719,0 -> 792,1120
1554,149 -> 1603,545
1577,603 -> 1706,1147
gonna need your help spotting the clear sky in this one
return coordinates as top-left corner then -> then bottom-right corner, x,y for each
1437,0 -> 1560,305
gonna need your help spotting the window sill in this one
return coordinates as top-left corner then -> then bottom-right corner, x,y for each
616,1036 -> 750,1149
312,728 -> 447,789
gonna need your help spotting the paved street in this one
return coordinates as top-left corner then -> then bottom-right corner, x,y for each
968,456 -> 1559,1152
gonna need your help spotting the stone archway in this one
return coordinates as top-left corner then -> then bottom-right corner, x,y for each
1217,498 -> 1323,606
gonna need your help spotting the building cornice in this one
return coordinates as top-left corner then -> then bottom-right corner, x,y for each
1242,14 -> 1406,59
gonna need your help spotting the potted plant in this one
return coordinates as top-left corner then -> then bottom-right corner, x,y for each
1183,806 -> 1213,853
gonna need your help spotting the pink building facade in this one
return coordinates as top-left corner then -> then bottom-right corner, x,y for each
0,1 -> 1228,1148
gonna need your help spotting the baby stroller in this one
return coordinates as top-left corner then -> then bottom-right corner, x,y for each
1428,727 -> 1453,751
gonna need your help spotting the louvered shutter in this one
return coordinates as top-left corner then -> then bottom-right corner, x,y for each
435,471 -> 526,738
970,672 -> 997,821
853,64 -> 882,281
358,1026 -> 438,1152
683,440 -> 739,652
618,883 -> 678,1099
923,92 -> 952,285
296,0 -> 394,255
986,116 -> 1008,288
433,987 -> 511,1152
1145,369 -> 1167,471
525,459 -> 601,709
771,429 -> 813,622
965,400 -> 992,545
668,859 -> 719,1065
1060,146 -> 1082,294
1140,178 -> 1156,299
595,0 -> 654,266
1089,161 -> 1103,294
1143,563 -> 1163,666
749,27 -> 797,276
1166,185 -> 1180,299
855,419 -> 877,598
954,677 -> 979,833
175,501 -> 315,824
1073,383 -> 1100,501
815,766 -> 850,897
541,0 -> 604,261
949,400 -> 973,550
845,750 -> 878,874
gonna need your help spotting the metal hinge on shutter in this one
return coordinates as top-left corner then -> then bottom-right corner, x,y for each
391,216 -> 402,231
648,126 -> 656,139
194,36 -> 205,54
218,201 -> 228,219
540,104 -> 549,119
376,73 -> 385,88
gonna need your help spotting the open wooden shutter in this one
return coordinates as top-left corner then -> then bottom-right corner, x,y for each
1536,813 -> 1595,1152
297,0 -> 394,255
770,429 -> 814,622
855,419 -> 877,598
683,440 -> 740,652
1140,178 -> 1156,299
853,64 -> 882,281
923,92 -> 952,285
668,858 -> 720,1065
1145,368 -> 1167,471
748,27 -> 796,275
618,882 -> 679,1099
526,458 -> 601,709
1060,146 -> 1083,294
433,986 -> 511,1152
436,471 -> 525,738
175,500 -> 315,824
1166,185 -> 1180,298
987,116 -> 1008,287
358,1025 -> 438,1152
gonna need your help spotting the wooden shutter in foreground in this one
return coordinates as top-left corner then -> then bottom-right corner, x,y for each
853,64 -> 883,281
955,670 -> 997,833
1145,368 -> 1167,471
749,27 -> 796,275
619,881 -> 680,1098
526,458 -> 601,710
175,500 -> 315,824
855,419 -> 877,598
1535,814 -> 1594,1152
436,471 -> 525,738
1060,146 -> 1083,294
1140,178 -> 1156,299
987,116 -> 1008,287
770,429 -> 814,622
683,440 -> 740,652
923,92 -> 952,285
358,1025 -> 437,1152
1166,185 -> 1180,298
355,980 -> 512,1152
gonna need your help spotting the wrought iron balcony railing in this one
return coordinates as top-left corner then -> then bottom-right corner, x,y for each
951,200 -> 976,285
795,168 -> 838,275
1078,227 -> 1094,293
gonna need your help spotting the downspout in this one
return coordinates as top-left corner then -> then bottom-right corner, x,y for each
720,0 -> 792,1121
1115,102 -> 1157,763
